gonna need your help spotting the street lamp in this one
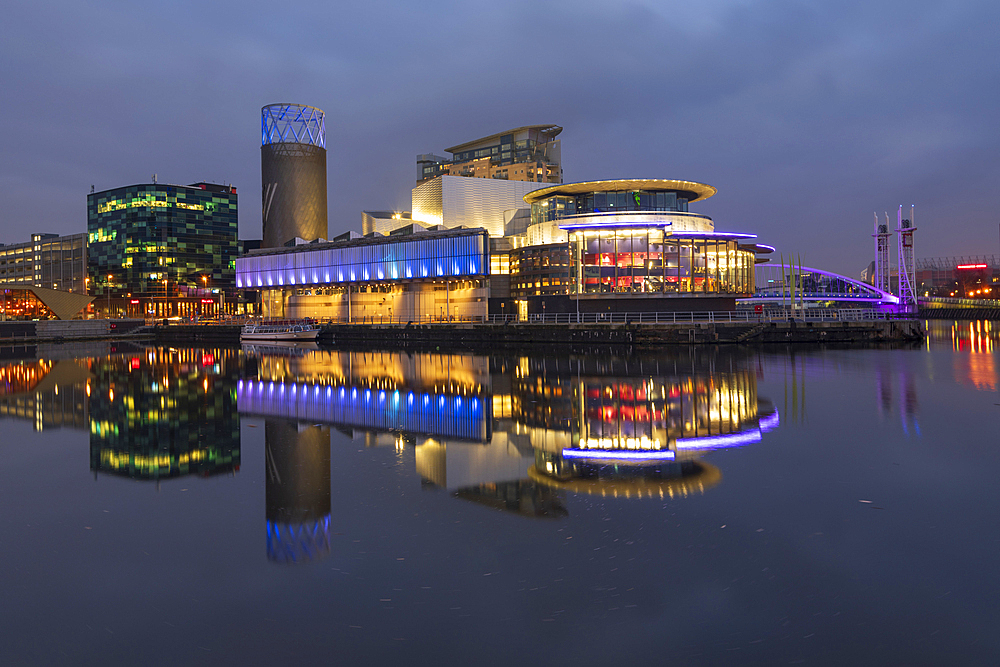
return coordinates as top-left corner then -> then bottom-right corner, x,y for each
107,274 -> 112,318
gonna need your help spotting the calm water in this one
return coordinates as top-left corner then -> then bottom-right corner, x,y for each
1,321 -> 999,666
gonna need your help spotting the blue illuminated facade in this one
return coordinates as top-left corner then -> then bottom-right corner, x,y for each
237,229 -> 487,289
236,228 -> 490,321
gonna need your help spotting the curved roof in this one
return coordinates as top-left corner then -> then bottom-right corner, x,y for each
524,179 -> 717,205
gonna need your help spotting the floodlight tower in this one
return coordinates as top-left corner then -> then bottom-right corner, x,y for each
261,103 -> 328,248
872,212 -> 892,293
896,205 -> 917,312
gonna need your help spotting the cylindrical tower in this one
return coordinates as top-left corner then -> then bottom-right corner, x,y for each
261,103 -> 328,248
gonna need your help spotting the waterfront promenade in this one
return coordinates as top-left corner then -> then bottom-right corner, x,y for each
0,311 -> 924,347
1,310 -> 916,348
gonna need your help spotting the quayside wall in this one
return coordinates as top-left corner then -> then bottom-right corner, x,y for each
0,319 -> 147,343
1,319 -> 924,347
919,306 -> 1000,320
316,319 -> 924,349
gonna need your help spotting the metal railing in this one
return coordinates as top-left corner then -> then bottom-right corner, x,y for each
919,296 -> 1000,308
294,309 -> 887,326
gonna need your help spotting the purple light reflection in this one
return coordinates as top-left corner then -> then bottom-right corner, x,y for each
561,448 -> 676,461
758,411 -> 780,432
675,429 -> 762,450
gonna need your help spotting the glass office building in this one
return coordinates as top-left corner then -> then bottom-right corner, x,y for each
87,182 -> 238,317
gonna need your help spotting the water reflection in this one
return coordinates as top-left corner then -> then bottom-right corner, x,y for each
0,343 -> 780,564
0,357 -> 90,430
0,345 -> 241,479
239,346 -> 779,509
89,348 -> 241,480
926,319 -> 999,390
265,420 -> 332,564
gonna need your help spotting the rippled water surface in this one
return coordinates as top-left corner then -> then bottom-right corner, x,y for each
1,321 -> 998,666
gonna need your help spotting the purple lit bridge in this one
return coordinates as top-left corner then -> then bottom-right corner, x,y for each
745,264 -> 899,309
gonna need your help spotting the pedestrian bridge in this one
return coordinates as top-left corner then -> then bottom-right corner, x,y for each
746,264 -> 898,306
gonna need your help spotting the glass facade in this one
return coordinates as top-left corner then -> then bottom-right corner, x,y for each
516,182 -> 758,299
237,230 -> 489,289
511,244 -> 571,297
571,230 -> 756,295
87,183 -> 238,299
531,190 -> 691,226
0,288 -> 58,320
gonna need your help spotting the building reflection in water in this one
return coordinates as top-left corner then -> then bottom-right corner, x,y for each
238,345 -> 779,513
511,354 -> 777,500
0,346 -> 243,481
0,356 -> 91,431
88,348 -> 241,481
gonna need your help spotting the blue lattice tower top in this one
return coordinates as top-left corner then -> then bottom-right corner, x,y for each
261,104 -> 326,149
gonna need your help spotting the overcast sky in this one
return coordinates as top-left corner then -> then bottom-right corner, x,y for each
2,0 -> 998,275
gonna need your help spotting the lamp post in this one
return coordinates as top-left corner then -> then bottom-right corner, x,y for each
202,275 -> 208,317
107,274 -> 112,318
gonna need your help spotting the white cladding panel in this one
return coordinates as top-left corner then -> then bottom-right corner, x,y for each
412,176 -> 549,237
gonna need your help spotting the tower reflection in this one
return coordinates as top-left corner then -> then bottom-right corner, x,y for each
264,420 -> 332,564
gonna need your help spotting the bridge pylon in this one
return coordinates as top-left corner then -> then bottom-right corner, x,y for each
896,205 -> 917,313
873,212 -> 892,294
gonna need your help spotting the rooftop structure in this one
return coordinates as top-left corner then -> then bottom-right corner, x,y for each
523,179 -> 717,206
417,125 -> 563,184
361,210 -> 419,236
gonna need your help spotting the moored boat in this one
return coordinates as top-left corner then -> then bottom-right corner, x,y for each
240,321 -> 320,342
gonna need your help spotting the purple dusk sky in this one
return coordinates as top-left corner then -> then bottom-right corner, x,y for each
1,0 -> 997,276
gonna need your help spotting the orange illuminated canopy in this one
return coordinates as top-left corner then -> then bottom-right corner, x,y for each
524,179 -> 717,205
